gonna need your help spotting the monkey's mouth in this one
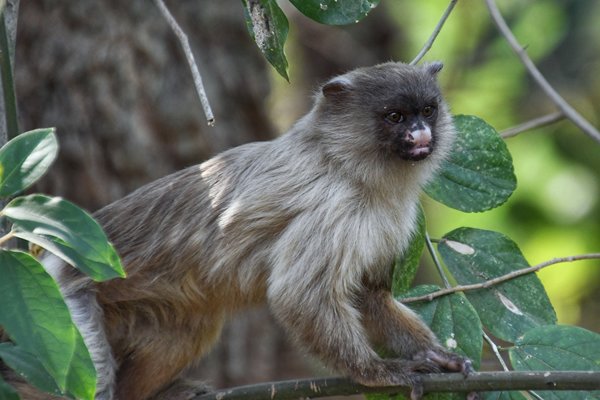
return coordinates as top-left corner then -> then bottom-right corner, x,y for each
396,127 -> 434,161
402,144 -> 433,161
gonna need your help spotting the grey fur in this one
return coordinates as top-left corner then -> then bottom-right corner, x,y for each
38,62 -> 468,400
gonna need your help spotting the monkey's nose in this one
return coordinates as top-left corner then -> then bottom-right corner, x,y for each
401,126 -> 433,161
405,126 -> 432,147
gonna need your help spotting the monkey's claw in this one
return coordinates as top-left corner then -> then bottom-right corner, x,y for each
416,348 -> 473,376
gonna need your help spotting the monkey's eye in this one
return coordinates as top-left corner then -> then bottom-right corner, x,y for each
422,106 -> 436,117
385,112 -> 404,123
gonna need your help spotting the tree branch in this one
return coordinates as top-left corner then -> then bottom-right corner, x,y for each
500,111 -> 565,139
410,0 -> 458,65
194,371 -> 600,400
484,0 -> 600,144
153,0 -> 215,126
402,253 -> 600,303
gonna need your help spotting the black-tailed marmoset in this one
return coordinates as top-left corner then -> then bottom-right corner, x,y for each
11,61 -> 472,400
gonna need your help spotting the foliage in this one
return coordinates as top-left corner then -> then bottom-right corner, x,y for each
0,1 -> 597,399
0,129 -> 124,399
388,116 -> 600,399
241,0 -> 380,81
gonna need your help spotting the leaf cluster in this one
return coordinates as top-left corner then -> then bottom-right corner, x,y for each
0,129 -> 124,399
389,116 -> 600,400
241,0 -> 380,81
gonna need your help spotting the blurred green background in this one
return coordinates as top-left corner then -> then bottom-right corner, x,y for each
271,0 -> 600,331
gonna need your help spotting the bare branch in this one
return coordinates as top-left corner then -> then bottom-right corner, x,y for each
410,0 -> 458,65
153,0 -> 215,126
194,371 -> 600,400
425,231 -> 452,288
501,111 -> 565,139
402,253 -> 600,303
484,0 -> 600,144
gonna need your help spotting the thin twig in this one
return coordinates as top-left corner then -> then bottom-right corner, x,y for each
402,252 -> 600,303
410,0 -> 458,65
0,230 -> 14,246
484,0 -> 600,144
482,331 -> 509,371
425,231 -> 451,288
500,111 -> 565,139
194,371 -> 600,400
153,0 -> 215,126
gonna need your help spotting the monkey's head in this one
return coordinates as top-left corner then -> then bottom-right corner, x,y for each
314,62 -> 455,182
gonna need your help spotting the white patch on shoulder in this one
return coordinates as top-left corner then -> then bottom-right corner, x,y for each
445,240 -> 475,255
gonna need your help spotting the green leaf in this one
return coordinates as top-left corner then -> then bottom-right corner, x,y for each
0,128 -> 58,198
0,343 -> 61,396
438,228 -> 556,342
289,0 -> 380,25
509,325 -> 600,400
425,115 -> 516,212
392,205 -> 425,296
482,392 -> 527,400
64,333 -> 97,400
3,194 -> 125,281
400,285 -> 483,369
241,0 -> 289,81
0,251 -> 77,392
0,375 -> 19,400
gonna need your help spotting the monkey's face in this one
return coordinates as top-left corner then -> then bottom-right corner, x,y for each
319,61 -> 453,166
379,102 -> 439,162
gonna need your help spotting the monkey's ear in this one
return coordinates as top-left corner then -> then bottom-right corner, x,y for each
322,76 -> 353,98
424,61 -> 443,76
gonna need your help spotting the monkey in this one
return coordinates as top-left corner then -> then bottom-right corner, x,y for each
4,61 -> 472,400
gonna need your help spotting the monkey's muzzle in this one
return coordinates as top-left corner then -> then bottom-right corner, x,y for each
399,126 -> 433,161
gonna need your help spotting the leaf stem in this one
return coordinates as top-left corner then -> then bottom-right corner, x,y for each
0,230 -> 14,247
410,0 -> 458,65
484,0 -> 600,144
153,0 -> 215,126
425,231 -> 451,289
500,111 -> 565,139
402,252 -> 600,303
482,331 -> 509,371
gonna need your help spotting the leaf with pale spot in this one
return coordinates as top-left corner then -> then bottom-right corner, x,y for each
438,227 -> 556,342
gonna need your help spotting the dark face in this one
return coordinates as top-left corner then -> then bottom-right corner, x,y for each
377,98 -> 440,161
320,62 -> 446,162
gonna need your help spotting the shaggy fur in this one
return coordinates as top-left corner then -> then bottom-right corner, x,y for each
6,62 -> 471,400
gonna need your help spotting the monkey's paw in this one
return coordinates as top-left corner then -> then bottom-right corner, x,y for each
406,348 -> 475,400
411,347 -> 473,376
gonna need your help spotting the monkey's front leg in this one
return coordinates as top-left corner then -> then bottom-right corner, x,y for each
361,289 -> 473,397
268,281 -> 430,396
